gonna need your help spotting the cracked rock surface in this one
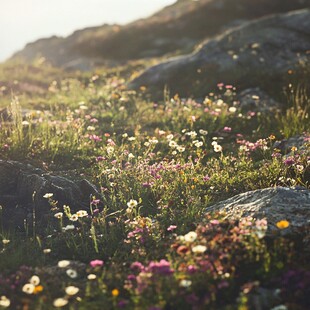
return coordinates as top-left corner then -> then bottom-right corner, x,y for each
0,160 -> 99,231
206,187 -> 310,237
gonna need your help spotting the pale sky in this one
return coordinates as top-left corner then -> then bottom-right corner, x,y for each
0,0 -> 176,62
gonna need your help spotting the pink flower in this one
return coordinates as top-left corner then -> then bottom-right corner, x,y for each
203,175 -> 210,182
89,135 -> 102,142
210,220 -> 220,225
167,225 -> 177,232
91,199 -> 100,206
223,127 -> 232,132
90,259 -> 104,268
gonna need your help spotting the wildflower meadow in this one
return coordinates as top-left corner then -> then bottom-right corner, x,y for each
0,61 -> 309,309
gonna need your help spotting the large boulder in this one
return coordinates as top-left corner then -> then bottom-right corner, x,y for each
0,160 -> 100,231
206,187 -> 310,243
129,9 -> 310,98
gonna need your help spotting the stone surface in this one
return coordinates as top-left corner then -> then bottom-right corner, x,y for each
0,160 -> 100,231
237,88 -> 281,112
273,134 -> 310,154
206,187 -> 310,234
129,9 -> 310,98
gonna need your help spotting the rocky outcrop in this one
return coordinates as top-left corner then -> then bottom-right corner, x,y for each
273,134 -> 310,154
0,160 -> 100,231
237,88 -> 281,112
129,9 -> 310,98
206,187 -> 310,238
11,0 -> 310,68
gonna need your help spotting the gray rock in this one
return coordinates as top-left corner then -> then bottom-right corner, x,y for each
237,88 -> 281,112
129,9 -> 310,99
273,134 -> 310,154
206,187 -> 310,234
0,160 -> 100,231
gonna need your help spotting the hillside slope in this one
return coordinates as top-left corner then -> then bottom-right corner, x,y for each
129,9 -> 310,98
11,0 -> 310,69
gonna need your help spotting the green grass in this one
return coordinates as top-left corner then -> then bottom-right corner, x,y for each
0,61 -> 309,309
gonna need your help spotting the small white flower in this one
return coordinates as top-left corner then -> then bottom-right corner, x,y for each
122,133 -> 128,138
192,245 -> 207,254
186,131 -> 197,138
199,129 -> 208,135
22,283 -> 35,294
65,286 -> 79,296
296,165 -> 304,172
87,274 -> 97,280
22,120 -> 30,126
66,269 -> 78,278
87,125 -> 96,131
149,138 -> 158,144
166,134 -> 174,141
194,141 -> 203,148
53,297 -> 68,308
2,239 -> 10,245
180,279 -> 192,288
63,225 -> 75,231
58,260 -> 71,268
177,146 -> 185,152
128,137 -> 136,141
169,140 -> 178,148
127,199 -> 138,208
214,144 -> 223,153
229,106 -> 237,113
106,146 -> 114,155
69,214 -> 79,221
43,193 -> 53,198
184,231 -> 197,243
128,153 -> 135,159
76,210 -> 88,218
0,296 -> 10,308
29,275 -> 40,286
43,248 -> 51,254
54,212 -> 63,219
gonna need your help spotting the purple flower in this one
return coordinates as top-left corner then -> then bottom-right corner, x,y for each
203,175 -> 210,182
127,274 -> 136,281
130,262 -> 144,272
284,157 -> 295,165
91,199 -> 100,206
187,265 -> 198,274
148,259 -> 173,275
96,156 -> 105,162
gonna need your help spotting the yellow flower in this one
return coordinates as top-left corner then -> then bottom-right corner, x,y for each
33,285 -> 44,294
276,220 -> 290,229
112,289 -> 119,297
